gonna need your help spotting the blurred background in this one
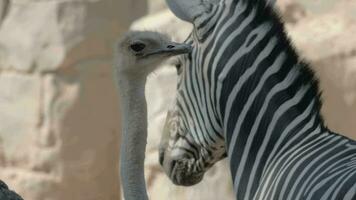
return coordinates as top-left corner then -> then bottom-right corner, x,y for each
0,0 -> 355,199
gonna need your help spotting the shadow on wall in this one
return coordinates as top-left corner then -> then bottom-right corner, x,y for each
57,62 -> 121,200
0,0 -> 10,26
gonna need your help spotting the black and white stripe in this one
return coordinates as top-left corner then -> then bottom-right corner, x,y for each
165,0 -> 356,199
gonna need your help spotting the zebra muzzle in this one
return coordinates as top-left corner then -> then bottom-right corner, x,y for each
169,158 -> 204,186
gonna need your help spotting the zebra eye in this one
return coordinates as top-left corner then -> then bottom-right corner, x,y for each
130,42 -> 146,52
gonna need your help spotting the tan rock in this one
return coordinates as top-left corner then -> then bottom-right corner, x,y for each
0,2 -> 63,71
148,0 -> 166,13
0,73 -> 41,164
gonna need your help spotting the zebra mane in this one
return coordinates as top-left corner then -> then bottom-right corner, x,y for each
216,0 -> 324,127
253,0 -> 326,128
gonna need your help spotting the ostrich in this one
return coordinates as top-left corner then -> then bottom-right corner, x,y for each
114,31 -> 192,200
0,180 -> 23,200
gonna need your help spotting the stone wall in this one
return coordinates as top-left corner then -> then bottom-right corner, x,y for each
0,0 -> 146,200
136,0 -> 356,199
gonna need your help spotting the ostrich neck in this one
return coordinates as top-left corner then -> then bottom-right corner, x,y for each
117,74 -> 149,200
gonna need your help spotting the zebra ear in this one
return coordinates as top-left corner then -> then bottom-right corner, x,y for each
166,0 -> 206,23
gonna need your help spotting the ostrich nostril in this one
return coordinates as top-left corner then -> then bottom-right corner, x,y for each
159,151 -> 165,165
167,45 -> 175,49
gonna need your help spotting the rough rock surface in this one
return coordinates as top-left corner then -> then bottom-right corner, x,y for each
0,180 -> 23,200
134,0 -> 356,199
0,0 -> 146,200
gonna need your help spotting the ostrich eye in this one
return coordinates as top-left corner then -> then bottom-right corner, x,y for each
130,42 -> 146,52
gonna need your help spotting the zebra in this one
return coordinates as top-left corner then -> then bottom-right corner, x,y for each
158,0 -> 356,199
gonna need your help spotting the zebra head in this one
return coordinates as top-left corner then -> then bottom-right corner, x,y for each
159,0 -> 228,186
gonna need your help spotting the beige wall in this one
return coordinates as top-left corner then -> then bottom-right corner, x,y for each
0,0 -> 146,200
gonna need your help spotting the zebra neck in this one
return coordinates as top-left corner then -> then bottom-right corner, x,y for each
219,0 -> 325,145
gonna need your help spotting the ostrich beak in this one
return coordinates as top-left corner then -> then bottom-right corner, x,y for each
146,42 -> 192,57
164,42 -> 192,55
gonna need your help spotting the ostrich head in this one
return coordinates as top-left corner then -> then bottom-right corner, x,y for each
116,31 -> 192,77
